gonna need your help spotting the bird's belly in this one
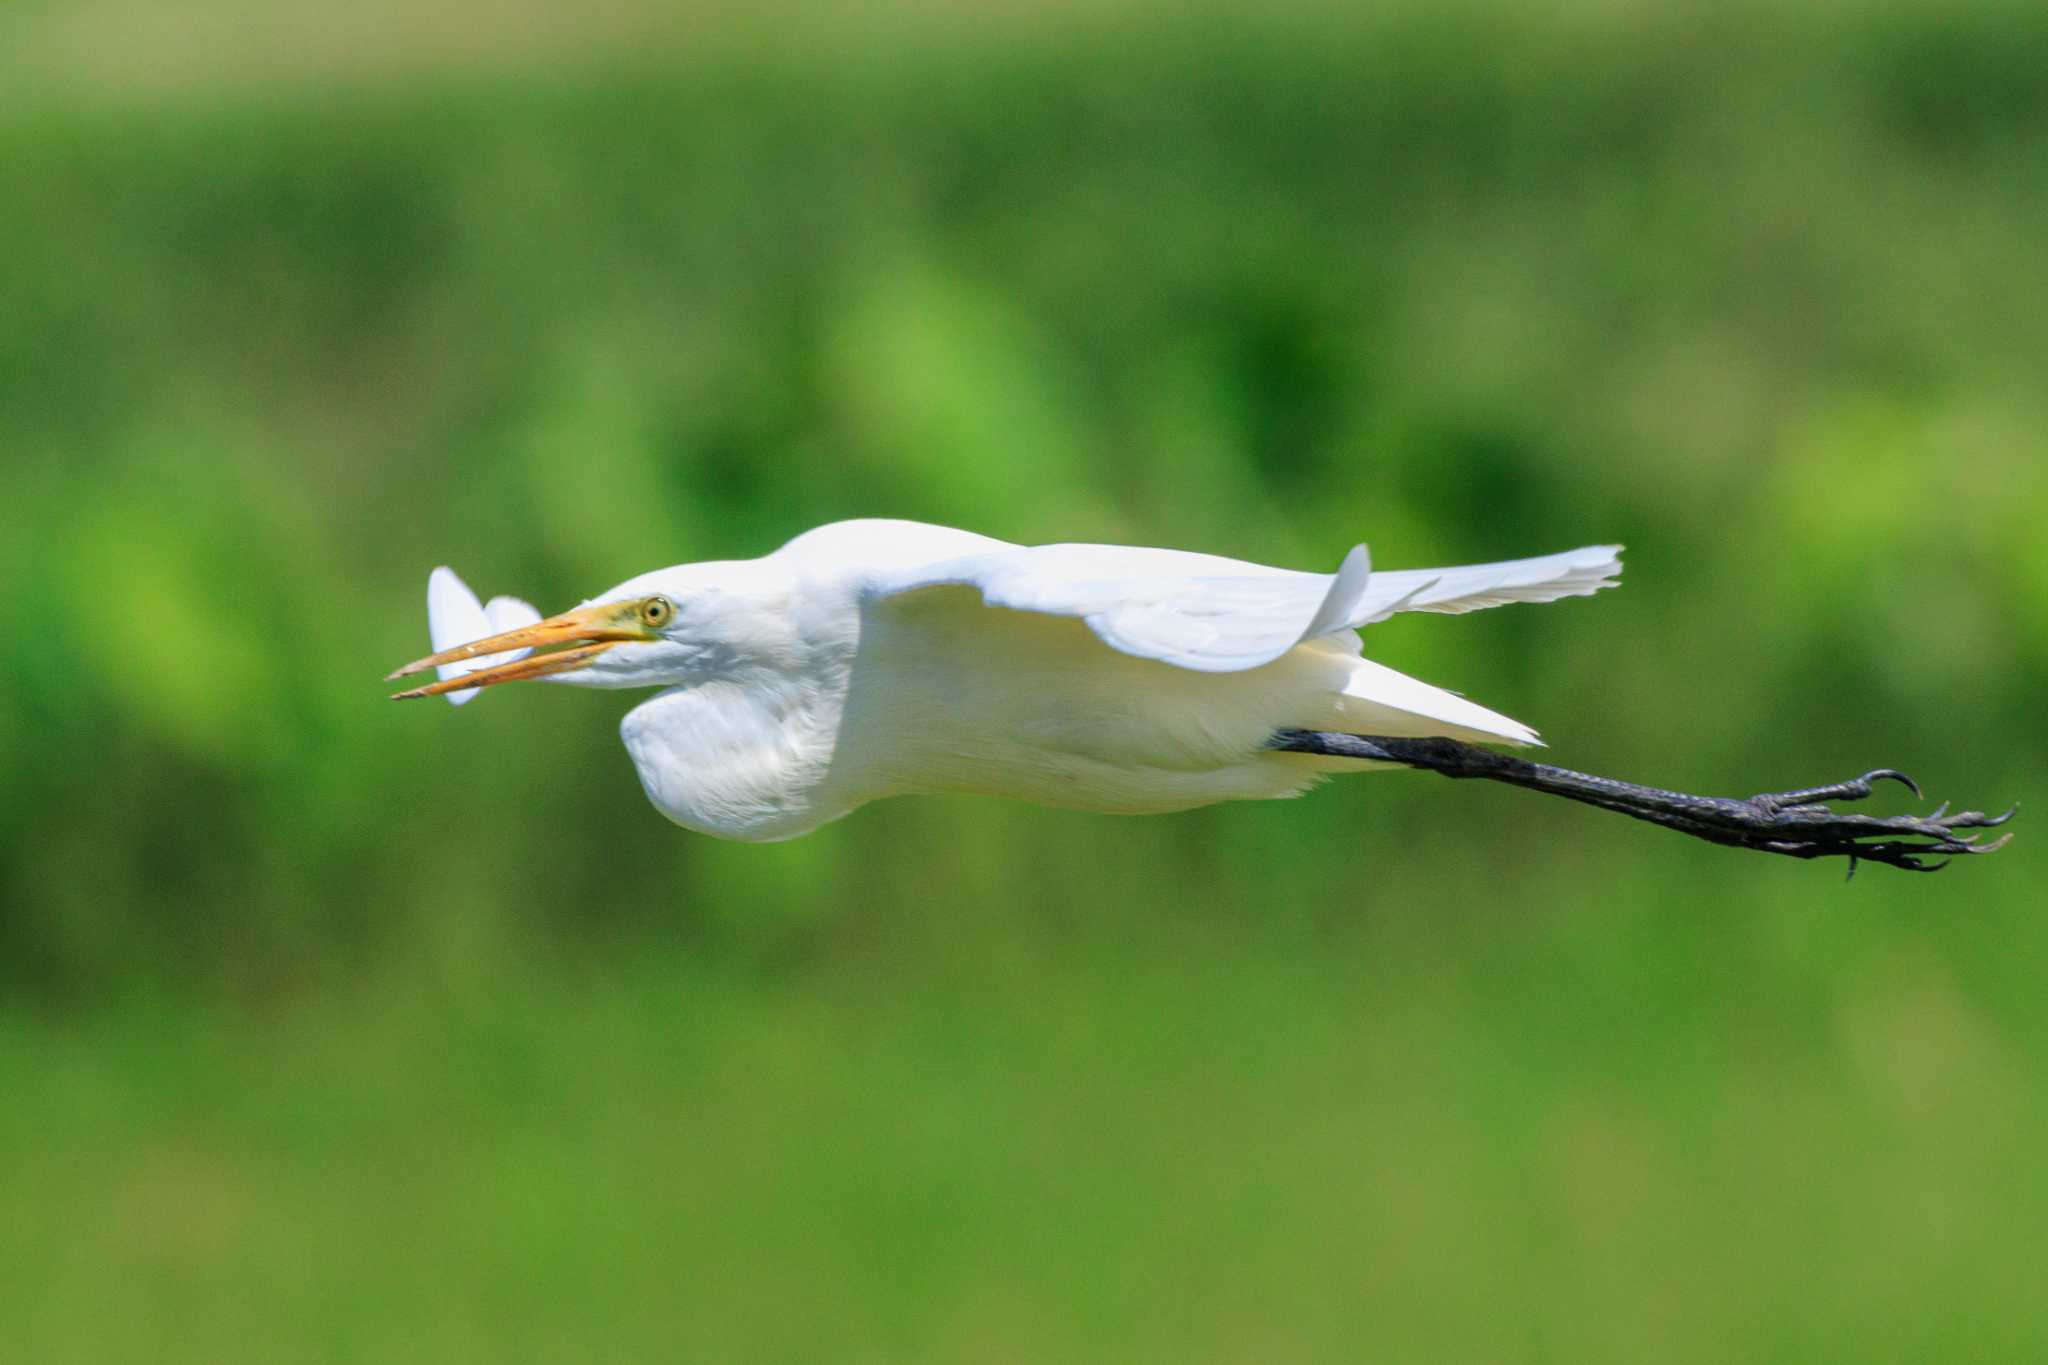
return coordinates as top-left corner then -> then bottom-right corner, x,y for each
898,739 -> 1325,814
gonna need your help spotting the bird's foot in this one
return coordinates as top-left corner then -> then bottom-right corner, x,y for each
1715,769 -> 2015,873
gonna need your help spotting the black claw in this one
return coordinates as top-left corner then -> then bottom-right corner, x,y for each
1942,806 -> 2016,830
1752,768 -> 1924,813
1735,784 -> 2020,872
1679,773 -> 2013,873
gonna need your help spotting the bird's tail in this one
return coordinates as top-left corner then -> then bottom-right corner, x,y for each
1329,654 -> 1541,746
1281,544 -> 1619,747
424,567 -> 543,706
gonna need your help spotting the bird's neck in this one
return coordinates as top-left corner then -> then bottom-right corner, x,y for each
618,664 -> 854,842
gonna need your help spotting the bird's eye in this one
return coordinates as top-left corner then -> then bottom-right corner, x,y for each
640,595 -> 674,627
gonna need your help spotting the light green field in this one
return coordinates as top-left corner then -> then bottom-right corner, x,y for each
11,886 -> 2046,1362
2,2 -> 2044,1358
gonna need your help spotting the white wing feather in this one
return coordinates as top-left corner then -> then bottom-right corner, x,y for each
870,541 -> 1620,673
425,567 -> 541,706
1357,545 -> 1624,616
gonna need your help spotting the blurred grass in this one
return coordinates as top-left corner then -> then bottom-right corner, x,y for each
7,906 -> 2045,1361
1,0 -> 2044,1358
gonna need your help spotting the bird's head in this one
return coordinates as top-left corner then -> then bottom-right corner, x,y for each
385,564 -> 799,700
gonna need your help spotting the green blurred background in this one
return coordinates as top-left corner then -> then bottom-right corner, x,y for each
3,1 -> 2044,1358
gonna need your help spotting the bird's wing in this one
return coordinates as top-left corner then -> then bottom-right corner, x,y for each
425,567 -> 542,706
868,542 -> 1621,673
1356,545 -> 1624,616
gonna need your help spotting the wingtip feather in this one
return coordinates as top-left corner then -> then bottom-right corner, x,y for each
425,566 -> 491,706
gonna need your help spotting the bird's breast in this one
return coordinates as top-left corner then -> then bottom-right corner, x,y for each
618,679 -> 857,841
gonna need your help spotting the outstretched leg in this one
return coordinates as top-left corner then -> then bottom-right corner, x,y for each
1269,731 -> 2015,873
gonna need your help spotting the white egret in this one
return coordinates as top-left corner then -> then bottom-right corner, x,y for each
388,519 -> 2010,870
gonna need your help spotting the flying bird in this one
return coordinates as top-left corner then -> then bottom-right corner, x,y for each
387,519 -> 2011,870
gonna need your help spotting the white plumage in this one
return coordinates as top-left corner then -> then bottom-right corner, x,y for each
866,534 -> 1619,671
407,519 -> 1621,841
425,568 -> 541,706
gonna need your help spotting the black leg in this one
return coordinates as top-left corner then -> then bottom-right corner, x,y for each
1269,731 -> 2016,874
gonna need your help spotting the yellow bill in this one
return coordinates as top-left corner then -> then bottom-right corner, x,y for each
386,599 -> 665,699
